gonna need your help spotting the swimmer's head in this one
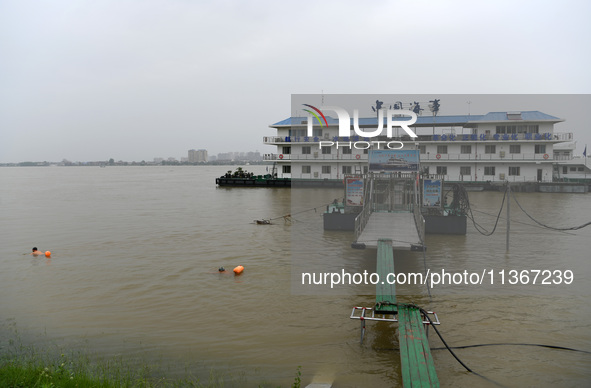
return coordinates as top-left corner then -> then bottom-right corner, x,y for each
32,247 -> 38,252
218,267 -> 225,272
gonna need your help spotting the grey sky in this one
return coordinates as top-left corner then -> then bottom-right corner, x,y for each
1,0 -> 590,163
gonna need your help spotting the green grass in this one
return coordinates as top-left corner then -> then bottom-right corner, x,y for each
0,334 -> 304,388
0,351 -> 206,388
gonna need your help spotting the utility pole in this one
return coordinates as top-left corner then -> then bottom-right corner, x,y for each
506,183 -> 510,253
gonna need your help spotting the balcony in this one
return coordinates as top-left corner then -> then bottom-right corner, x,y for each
263,153 -> 367,161
264,132 -> 573,144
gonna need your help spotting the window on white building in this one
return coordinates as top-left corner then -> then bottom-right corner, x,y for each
282,165 -> 291,173
342,147 -> 352,154
342,166 -> 352,174
437,145 -> 448,154
484,166 -> 496,175
302,146 -> 311,155
509,166 -> 520,176
322,147 -> 331,154
534,144 -> 546,154
419,145 -> 426,154
461,145 -> 472,154
485,145 -> 496,154
460,166 -> 471,176
302,165 -> 311,174
282,146 -> 291,154
322,166 -> 331,174
509,145 -> 521,154
436,166 -> 447,175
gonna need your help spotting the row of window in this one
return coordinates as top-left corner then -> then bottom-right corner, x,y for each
283,146 -> 369,155
495,125 -> 539,134
421,144 -> 546,154
562,166 -> 586,173
284,165 -> 527,176
432,166 -> 520,176
284,144 -> 548,155
283,165 -> 362,174
289,125 -> 541,137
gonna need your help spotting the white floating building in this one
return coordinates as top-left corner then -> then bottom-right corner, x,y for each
264,110 -> 588,184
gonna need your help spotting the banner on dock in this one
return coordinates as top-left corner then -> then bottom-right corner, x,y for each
345,177 -> 364,206
423,179 -> 442,207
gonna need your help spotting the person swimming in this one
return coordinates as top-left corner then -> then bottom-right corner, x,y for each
31,247 -> 43,256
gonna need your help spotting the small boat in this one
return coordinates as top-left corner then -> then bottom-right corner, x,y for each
216,165 -> 291,187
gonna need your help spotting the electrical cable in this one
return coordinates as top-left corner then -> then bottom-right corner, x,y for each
511,192 -> 591,231
413,303 -> 509,388
465,186 -> 507,236
430,342 -> 591,354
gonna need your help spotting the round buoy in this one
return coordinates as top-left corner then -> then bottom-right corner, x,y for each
436,154 -> 441,159
543,153 -> 549,159
356,154 -> 361,160
45,251 -> 51,257
279,154 -> 284,159
233,265 -> 244,275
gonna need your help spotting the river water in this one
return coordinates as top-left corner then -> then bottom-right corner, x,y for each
0,166 -> 589,387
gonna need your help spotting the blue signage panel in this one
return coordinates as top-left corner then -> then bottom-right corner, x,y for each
345,178 -> 364,206
423,179 -> 442,207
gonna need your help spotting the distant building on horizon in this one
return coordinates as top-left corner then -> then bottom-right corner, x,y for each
216,151 -> 262,162
188,149 -> 208,163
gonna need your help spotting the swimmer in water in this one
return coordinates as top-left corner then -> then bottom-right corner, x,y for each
31,247 -> 43,256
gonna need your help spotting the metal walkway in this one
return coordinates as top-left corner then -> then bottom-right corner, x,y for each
353,173 -> 425,250
356,211 -> 423,250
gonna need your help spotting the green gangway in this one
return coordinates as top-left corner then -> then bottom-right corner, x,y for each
372,239 -> 439,387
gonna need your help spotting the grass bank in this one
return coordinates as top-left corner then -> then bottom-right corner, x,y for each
0,331 -> 303,388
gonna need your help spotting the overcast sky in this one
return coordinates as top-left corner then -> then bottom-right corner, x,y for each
1,0 -> 590,163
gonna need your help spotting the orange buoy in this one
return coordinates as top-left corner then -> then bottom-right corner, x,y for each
233,265 -> 244,275
45,251 -> 51,257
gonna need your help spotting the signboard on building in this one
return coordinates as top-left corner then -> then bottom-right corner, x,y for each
423,179 -> 442,207
368,150 -> 419,172
345,178 -> 364,206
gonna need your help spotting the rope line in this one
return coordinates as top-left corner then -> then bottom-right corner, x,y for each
264,199 -> 343,222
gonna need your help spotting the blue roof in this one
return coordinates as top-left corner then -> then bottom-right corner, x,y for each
473,111 -> 562,122
271,111 -> 562,127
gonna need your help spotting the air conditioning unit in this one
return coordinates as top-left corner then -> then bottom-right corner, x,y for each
500,151 -> 505,158
313,152 -> 318,158
499,173 -> 506,180
313,172 -> 319,178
